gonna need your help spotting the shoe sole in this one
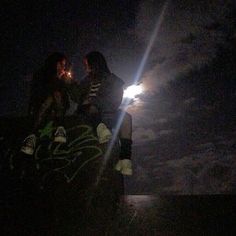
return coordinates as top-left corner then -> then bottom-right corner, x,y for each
121,169 -> 133,176
99,135 -> 112,144
21,147 -> 34,155
54,136 -> 66,143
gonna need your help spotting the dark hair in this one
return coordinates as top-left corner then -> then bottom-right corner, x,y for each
84,51 -> 110,76
43,52 -> 67,79
29,52 -> 67,114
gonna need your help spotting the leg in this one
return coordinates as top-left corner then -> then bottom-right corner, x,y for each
119,112 -> 132,160
86,105 -> 112,144
119,112 -> 132,141
21,96 -> 54,155
33,96 -> 54,133
53,90 -> 68,143
115,111 -> 133,175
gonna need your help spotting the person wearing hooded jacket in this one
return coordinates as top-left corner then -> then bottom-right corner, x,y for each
69,51 -> 133,175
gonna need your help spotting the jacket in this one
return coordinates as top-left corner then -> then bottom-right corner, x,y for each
73,72 -> 124,115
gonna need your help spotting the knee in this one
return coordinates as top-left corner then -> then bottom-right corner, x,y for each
123,112 -> 132,124
88,105 -> 99,115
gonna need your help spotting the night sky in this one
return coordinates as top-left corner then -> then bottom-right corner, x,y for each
1,0 -> 139,79
1,0 -> 236,194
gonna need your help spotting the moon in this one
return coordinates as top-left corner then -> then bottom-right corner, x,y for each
123,84 -> 144,99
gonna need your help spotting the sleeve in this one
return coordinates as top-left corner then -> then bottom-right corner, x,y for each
89,76 -> 124,113
65,80 -> 82,104
107,83 -> 123,110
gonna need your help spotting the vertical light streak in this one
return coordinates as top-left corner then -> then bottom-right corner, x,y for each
96,1 -> 170,186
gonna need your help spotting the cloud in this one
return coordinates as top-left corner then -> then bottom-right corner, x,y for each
125,1 -> 235,144
157,118 -> 168,124
131,136 -> 236,194
132,127 -> 157,142
158,129 -> 174,136
135,0 -> 234,90
183,97 -> 196,106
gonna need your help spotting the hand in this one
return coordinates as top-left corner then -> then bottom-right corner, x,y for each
61,71 -> 73,83
65,71 -> 72,79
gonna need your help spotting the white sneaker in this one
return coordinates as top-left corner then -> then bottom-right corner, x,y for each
115,159 -> 133,176
21,134 -> 36,155
54,126 -> 67,143
96,123 -> 112,144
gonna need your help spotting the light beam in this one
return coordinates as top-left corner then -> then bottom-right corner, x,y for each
95,0 -> 170,186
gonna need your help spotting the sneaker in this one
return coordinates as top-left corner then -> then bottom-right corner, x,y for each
96,123 -> 112,144
54,126 -> 67,143
21,134 -> 36,155
115,159 -> 133,176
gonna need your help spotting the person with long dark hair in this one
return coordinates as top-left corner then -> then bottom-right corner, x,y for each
21,52 -> 70,155
74,51 -> 133,175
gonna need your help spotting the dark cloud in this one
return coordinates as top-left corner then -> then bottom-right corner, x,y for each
127,133 -> 236,194
128,0 -> 235,144
134,0 -> 235,90
1,0 -> 235,194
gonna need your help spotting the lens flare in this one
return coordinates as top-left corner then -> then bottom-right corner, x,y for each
95,0 -> 170,187
124,84 -> 144,99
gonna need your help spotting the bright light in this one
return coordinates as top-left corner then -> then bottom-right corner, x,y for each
124,84 -> 144,99
95,1 -> 169,188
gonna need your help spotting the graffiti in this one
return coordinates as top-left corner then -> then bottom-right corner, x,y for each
35,124 -> 103,183
1,122 -> 103,185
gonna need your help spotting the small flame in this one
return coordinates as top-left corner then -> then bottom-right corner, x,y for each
67,71 -> 72,78
64,71 -> 72,80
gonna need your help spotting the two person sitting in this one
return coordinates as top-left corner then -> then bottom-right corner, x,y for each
21,51 -> 133,175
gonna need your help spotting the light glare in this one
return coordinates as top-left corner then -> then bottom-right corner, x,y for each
124,84 -> 143,99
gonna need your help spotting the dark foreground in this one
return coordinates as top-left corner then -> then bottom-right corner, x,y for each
1,194 -> 235,235
120,195 -> 235,236
0,117 -> 235,235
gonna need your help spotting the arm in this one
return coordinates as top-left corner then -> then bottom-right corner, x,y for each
109,85 -> 123,111
89,77 -> 124,113
65,80 -> 81,104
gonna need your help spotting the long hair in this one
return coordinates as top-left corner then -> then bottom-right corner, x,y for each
84,51 -> 110,78
43,52 -> 67,81
29,52 -> 67,114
